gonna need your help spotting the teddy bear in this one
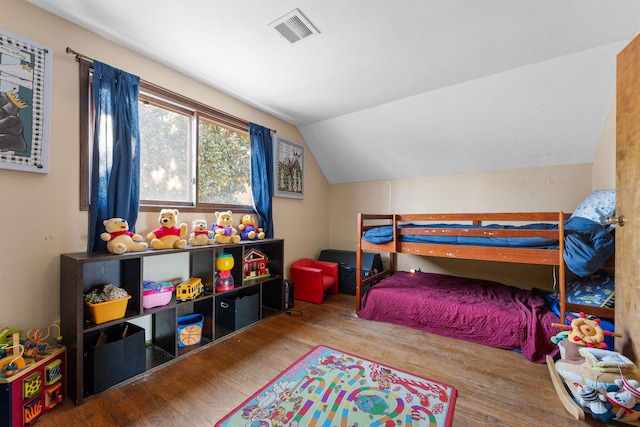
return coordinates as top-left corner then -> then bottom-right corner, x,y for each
211,210 -> 240,244
189,219 -> 215,246
237,214 -> 265,240
146,209 -> 188,249
100,218 -> 148,254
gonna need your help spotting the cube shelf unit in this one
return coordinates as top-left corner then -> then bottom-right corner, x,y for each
60,238 -> 284,405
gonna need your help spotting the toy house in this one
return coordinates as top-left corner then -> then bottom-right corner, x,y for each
243,249 -> 270,280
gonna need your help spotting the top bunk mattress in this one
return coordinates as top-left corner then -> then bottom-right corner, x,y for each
362,216 -> 614,277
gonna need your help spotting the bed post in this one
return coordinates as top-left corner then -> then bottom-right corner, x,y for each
558,211 -> 566,323
356,213 -> 363,312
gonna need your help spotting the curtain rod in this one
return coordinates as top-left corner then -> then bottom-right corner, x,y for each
66,46 -> 277,134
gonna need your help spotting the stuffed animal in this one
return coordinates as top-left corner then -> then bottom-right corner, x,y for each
578,385 -> 614,423
237,214 -> 265,240
553,312 -> 617,349
100,218 -> 148,254
606,378 -> 640,421
212,211 -> 240,244
146,209 -> 188,249
189,219 -> 215,246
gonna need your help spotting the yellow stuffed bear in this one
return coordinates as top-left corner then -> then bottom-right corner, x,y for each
101,218 -> 148,254
237,214 -> 265,240
212,211 -> 240,244
189,219 -> 215,246
146,209 -> 188,249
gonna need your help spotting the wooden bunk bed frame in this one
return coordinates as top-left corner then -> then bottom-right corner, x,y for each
355,212 -> 615,322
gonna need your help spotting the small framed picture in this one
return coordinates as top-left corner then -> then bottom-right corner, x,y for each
274,135 -> 305,199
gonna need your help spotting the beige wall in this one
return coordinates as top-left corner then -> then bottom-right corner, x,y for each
327,164 -> 598,290
1,0 -> 329,332
2,0 -> 618,332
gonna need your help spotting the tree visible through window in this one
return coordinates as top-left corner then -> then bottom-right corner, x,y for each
137,92 -> 252,211
198,119 -> 251,206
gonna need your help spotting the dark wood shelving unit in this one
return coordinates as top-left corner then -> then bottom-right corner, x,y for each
60,238 -> 284,405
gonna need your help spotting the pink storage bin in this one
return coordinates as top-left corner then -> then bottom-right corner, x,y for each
143,282 -> 174,309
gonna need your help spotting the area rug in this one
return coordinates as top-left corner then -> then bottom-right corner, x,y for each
216,345 -> 457,427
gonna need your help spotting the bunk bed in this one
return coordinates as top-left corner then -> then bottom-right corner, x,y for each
355,207 -> 615,363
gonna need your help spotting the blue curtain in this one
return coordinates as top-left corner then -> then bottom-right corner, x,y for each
249,123 -> 274,238
88,61 -> 141,252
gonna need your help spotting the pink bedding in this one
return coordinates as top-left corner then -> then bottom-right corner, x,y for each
357,271 -> 559,363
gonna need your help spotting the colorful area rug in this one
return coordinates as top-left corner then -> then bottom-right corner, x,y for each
216,345 -> 457,426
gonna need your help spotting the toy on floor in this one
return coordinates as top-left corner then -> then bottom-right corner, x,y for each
552,312 -> 620,349
0,332 -> 25,378
25,323 -> 63,360
548,314 -> 640,424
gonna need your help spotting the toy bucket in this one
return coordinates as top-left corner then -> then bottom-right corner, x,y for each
177,313 -> 204,347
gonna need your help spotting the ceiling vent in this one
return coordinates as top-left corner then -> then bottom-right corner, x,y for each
269,9 -> 320,45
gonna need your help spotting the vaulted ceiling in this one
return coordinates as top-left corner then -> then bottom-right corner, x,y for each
28,0 -> 640,184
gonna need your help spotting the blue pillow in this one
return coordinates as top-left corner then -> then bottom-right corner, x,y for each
570,189 -> 616,225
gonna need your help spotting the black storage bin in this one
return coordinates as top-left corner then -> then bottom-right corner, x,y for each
318,249 -> 383,295
84,322 -> 146,394
216,291 -> 259,330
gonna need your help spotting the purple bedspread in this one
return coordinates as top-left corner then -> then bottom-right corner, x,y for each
357,271 -> 559,363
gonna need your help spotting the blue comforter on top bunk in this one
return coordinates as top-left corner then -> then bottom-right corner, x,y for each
362,216 -> 614,277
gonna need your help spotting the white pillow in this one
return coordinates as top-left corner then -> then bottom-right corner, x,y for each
571,189 -> 616,225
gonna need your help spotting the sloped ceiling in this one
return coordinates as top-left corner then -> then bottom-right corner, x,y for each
27,0 -> 640,184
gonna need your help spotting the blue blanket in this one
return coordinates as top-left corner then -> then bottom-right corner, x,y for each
362,216 -> 614,276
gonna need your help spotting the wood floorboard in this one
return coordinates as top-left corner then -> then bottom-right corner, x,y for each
36,293 -> 600,427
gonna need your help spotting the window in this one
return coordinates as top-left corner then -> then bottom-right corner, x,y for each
78,59 -> 254,213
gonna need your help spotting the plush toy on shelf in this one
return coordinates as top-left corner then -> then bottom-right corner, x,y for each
237,214 -> 265,241
146,209 -> 188,249
101,218 -> 148,254
189,219 -> 215,246
211,210 -> 240,244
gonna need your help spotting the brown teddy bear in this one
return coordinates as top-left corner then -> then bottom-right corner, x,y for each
101,218 -> 148,254
146,209 -> 188,249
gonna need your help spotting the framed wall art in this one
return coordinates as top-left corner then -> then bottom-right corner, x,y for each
274,135 -> 305,199
0,29 -> 52,173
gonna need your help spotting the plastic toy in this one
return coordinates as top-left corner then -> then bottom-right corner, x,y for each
146,209 -> 188,249
244,248 -> 270,280
176,277 -> 204,301
0,323 -> 62,377
215,253 -> 235,292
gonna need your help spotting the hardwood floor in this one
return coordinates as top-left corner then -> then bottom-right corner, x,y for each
37,294 -> 600,426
